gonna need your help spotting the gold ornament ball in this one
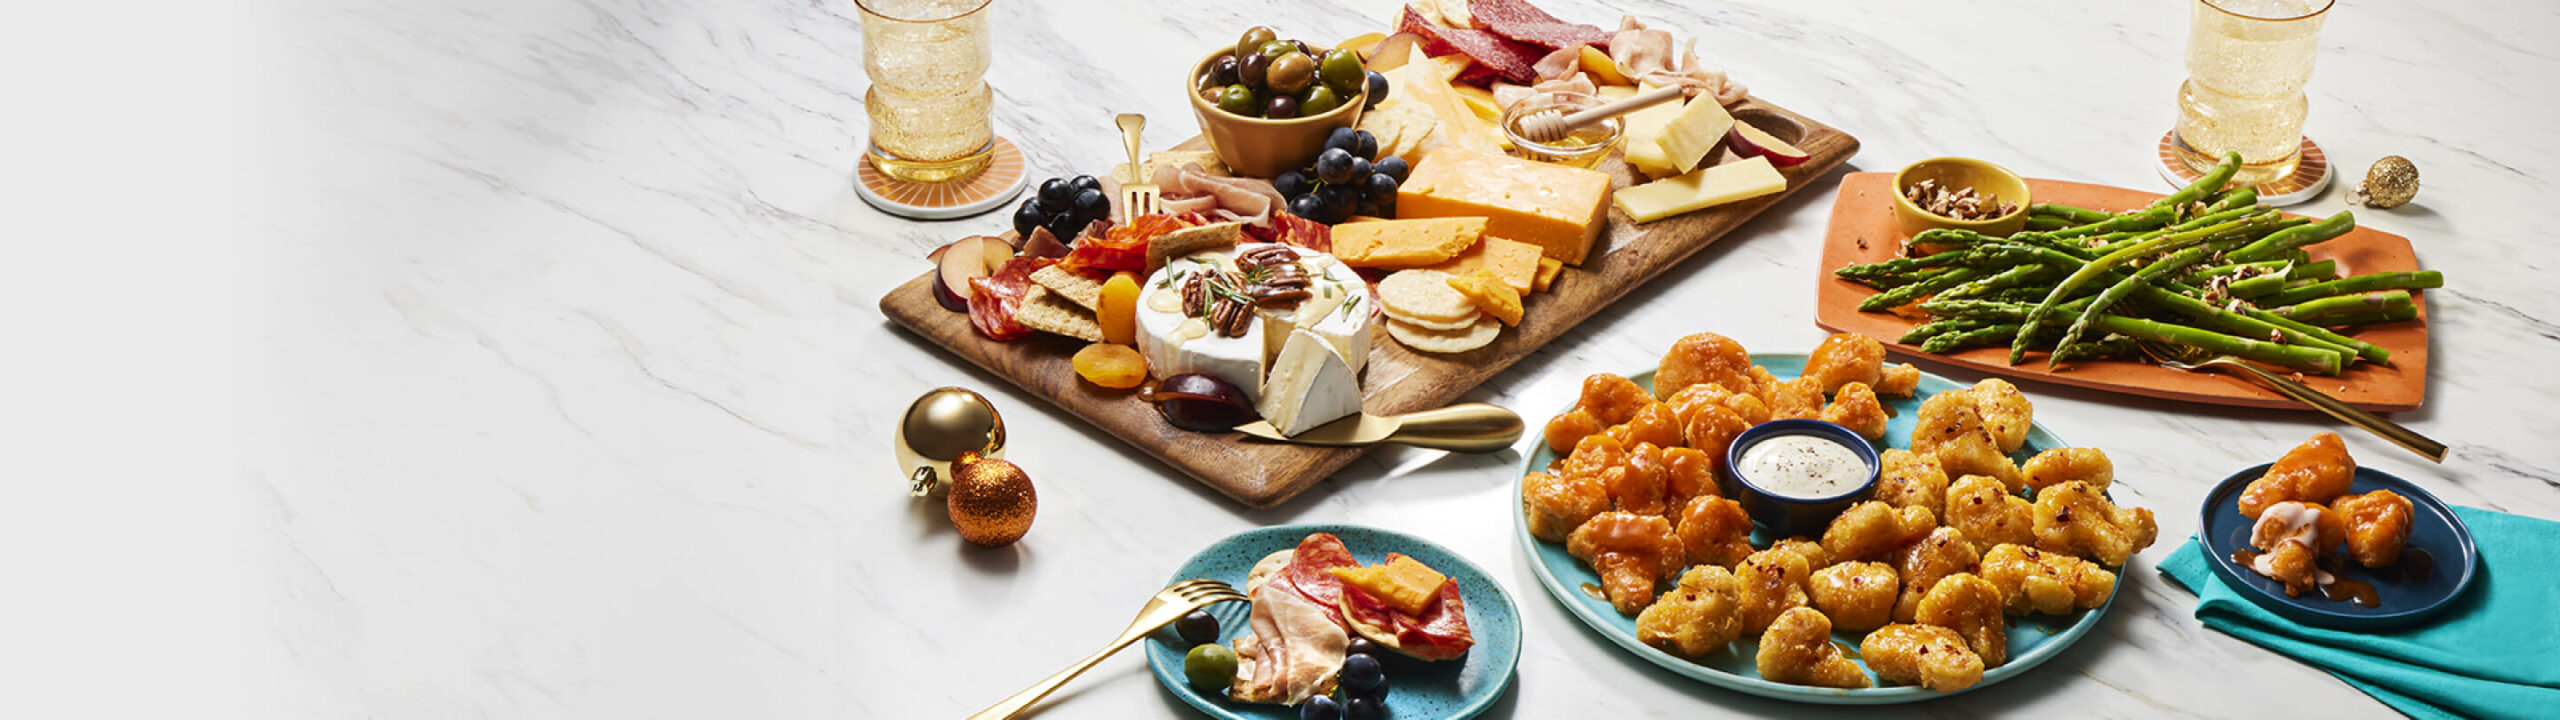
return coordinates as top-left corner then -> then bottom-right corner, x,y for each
2358,155 -> 2420,209
896,387 -> 1007,496
947,451 -> 1037,547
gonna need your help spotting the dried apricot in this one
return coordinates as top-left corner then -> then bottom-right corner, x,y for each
1071,343 -> 1147,389
1098,272 -> 1139,344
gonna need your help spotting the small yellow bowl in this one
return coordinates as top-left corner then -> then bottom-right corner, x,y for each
1891,157 -> 2031,238
1186,49 -> 1366,179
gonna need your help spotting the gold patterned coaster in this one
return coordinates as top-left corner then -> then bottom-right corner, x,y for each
856,136 -> 1029,220
2156,131 -> 2331,207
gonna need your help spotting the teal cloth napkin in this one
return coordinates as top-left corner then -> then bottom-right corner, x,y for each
2161,506 -> 2560,720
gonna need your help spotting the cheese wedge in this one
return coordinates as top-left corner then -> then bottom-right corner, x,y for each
1656,94 -> 1737,174
1327,555 -> 1449,616
1382,54 -> 1504,156
1452,84 -> 1503,123
1619,83 -> 1686,179
1533,256 -> 1564,293
1331,217 -> 1488,269
1614,156 -> 1789,224
1422,235 -> 1541,294
1396,147 -> 1613,265
1256,328 -> 1362,437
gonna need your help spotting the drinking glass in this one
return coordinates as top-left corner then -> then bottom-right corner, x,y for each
859,0 -> 995,183
2170,0 -> 2332,186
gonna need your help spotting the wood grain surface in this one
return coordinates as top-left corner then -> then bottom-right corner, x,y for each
1813,172 -> 2430,411
881,97 -> 1860,508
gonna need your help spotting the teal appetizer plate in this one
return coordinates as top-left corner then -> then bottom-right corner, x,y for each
2198,463 -> 2477,630
1512,354 -> 2113,704
1146,524 -> 1521,719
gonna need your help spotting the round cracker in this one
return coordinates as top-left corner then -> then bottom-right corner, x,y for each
1388,314 -> 1502,354
1377,270 -> 1476,323
1385,306 -> 1481,331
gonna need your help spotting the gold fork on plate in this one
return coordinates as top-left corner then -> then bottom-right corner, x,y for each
1115,113 -> 1162,218
967,578 -> 1249,720
2134,339 -> 2447,462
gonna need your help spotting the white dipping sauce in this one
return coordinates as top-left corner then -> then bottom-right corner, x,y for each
1739,434 -> 1869,498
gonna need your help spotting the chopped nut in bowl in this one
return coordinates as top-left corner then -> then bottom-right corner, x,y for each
1891,157 -> 2031,240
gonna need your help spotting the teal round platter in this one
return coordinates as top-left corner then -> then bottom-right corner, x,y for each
1146,523 -> 1522,719
1512,354 -> 2115,704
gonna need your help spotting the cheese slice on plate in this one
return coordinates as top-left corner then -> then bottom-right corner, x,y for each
1656,94 -> 1736,174
1255,328 -> 1362,437
1614,156 -> 1789,224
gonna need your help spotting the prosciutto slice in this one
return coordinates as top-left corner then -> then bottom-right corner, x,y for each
1230,572 -> 1350,705
1608,16 -> 1747,105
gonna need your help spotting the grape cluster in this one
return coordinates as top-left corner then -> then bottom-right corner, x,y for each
1276,127 -> 1409,225
1301,646 -> 1390,720
1013,175 -> 1109,240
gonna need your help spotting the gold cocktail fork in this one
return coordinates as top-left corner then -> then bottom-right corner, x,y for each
1115,113 -> 1163,217
966,578 -> 1248,719
2134,339 -> 2446,462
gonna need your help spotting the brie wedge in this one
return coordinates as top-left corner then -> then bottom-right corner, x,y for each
1136,243 -> 1376,429
1256,328 -> 1362,437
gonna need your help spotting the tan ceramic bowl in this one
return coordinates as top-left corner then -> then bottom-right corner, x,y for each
1892,157 -> 2031,238
1187,49 -> 1366,179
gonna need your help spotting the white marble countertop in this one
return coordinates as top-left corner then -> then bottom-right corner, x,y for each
24,0 -> 2558,717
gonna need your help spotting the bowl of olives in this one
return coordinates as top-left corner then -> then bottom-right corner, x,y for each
1187,27 -> 1384,179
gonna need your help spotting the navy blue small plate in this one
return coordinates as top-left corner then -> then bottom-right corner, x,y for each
2198,463 -> 2479,630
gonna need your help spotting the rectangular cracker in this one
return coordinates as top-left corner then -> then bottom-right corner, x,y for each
1030,265 -> 1106,311
1013,286 -> 1104,342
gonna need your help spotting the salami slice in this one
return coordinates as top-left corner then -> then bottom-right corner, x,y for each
1471,0 -> 1612,51
966,257 -> 1053,341
1398,4 -> 1543,84
1336,552 -> 1475,661
1243,211 -> 1332,253
1277,533 -> 1359,627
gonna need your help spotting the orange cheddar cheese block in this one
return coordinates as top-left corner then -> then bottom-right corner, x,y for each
1327,555 -> 1449,616
1533,256 -> 1564,293
1422,235 -> 1540,294
1396,147 -> 1613,266
1447,270 -> 1524,326
1331,216 -> 1488,269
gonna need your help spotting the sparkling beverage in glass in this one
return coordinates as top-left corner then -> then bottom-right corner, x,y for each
2171,0 -> 2332,186
860,0 -> 994,183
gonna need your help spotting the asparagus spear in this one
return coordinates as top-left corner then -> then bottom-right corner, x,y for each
2009,214 -> 2272,364
2228,273 -> 2291,299
2289,259 -> 2339,282
2273,290 -> 2416,322
1926,299 -> 2348,374
2024,215 -> 2074,232
2258,271 -> 2443,307
2030,203 -> 2116,226
2133,287 -> 2361,361
1835,250 -> 1967,281
2304,307 -> 2421,326
2226,210 -> 2357,263
1860,267 -> 1983,311
2052,243 -> 2220,366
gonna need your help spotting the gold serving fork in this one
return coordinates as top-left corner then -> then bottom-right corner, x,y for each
2134,339 -> 2446,462
967,578 -> 1248,720
1115,113 -> 1163,217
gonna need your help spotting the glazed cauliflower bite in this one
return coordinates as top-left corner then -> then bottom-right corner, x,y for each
1666,382 -> 1771,428
1979,544 -> 2117,615
1945,475 -> 2037,549
1522,471 -> 1607,543
1892,527 -> 1982,624
1735,547 -> 1814,634
1915,573 -> 2008,668
1861,623 -> 1985,691
2030,481 -> 2159,567
2333,489 -> 2415,568
1544,373 -> 1657,454
1635,565 -> 1744,658
1674,495 -> 1755,569
2249,500 -> 2346,597
1607,442 -> 1672,517
1808,561 -> 1900,632
1913,392 -> 2026,490
1659,446 -> 1719,515
1804,333 -> 1886,395
1567,512 -> 1685,616
1875,449 -> 1953,517
1761,376 -> 1828,421
2022,447 -> 2113,491
1755,607 -> 1873,689
2239,431 -> 2357,518
1604,402 -> 1685,452
1875,362 -> 1922,398
1821,382 -> 1890,440
1678,401 -> 1752,464
1821,501 -> 1938,563
1766,537 -> 1833,572
1965,379 -> 2034,454
1656,332 -> 1756,400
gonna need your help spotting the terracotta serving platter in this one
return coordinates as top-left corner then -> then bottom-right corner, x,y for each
881,96 -> 1859,508
1813,172 -> 2429,412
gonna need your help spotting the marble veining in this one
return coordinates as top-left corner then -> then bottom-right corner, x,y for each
222,0 -> 2560,717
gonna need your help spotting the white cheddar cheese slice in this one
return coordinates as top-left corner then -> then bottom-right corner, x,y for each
1256,328 -> 1362,437
1655,95 -> 1736,174
1614,156 -> 1788,224
1619,84 -> 1685,179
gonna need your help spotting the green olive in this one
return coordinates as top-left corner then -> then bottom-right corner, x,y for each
1259,40 -> 1297,60
1300,85 -> 1341,116
1234,27 -> 1277,60
1318,49 -> 1364,94
1266,52 -> 1316,95
1217,84 -> 1260,116
1184,644 -> 1239,690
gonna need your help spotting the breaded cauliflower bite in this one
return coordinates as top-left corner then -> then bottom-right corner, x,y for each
1755,607 -> 1872,689
1945,474 -> 2036,548
2239,431 -> 2356,518
1875,448 -> 1953,517
1861,623 -> 1984,691
2022,447 -> 2113,491
1803,333 -> 1886,395
1892,527 -> 1981,624
1674,495 -> 1754,569
1734,547 -> 1814,634
2333,489 -> 2414,568
1822,501 -> 1938,562
1979,543 -> 2117,615
1808,561 -> 1900,632
2030,480 -> 2159,567
1915,572 -> 2009,668
1636,565 -> 1743,658
1568,511 -> 1684,616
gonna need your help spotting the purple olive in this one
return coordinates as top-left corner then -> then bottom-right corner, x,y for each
930,270 -> 969,312
1148,373 -> 1258,431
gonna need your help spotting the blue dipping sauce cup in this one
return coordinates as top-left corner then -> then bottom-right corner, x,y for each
1723,420 -> 1882,538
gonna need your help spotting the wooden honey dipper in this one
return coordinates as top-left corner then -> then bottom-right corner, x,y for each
1513,85 -> 1687,144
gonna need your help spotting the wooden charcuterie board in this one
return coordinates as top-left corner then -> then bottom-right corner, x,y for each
882,96 -> 1858,508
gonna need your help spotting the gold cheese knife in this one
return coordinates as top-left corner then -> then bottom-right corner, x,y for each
1234,403 -> 1523,452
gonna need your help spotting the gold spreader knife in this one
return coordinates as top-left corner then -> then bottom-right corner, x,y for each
1234,403 -> 1523,452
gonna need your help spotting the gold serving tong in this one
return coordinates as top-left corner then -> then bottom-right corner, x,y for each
1115,113 -> 1162,217
2134,340 -> 2446,462
966,578 -> 1247,720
